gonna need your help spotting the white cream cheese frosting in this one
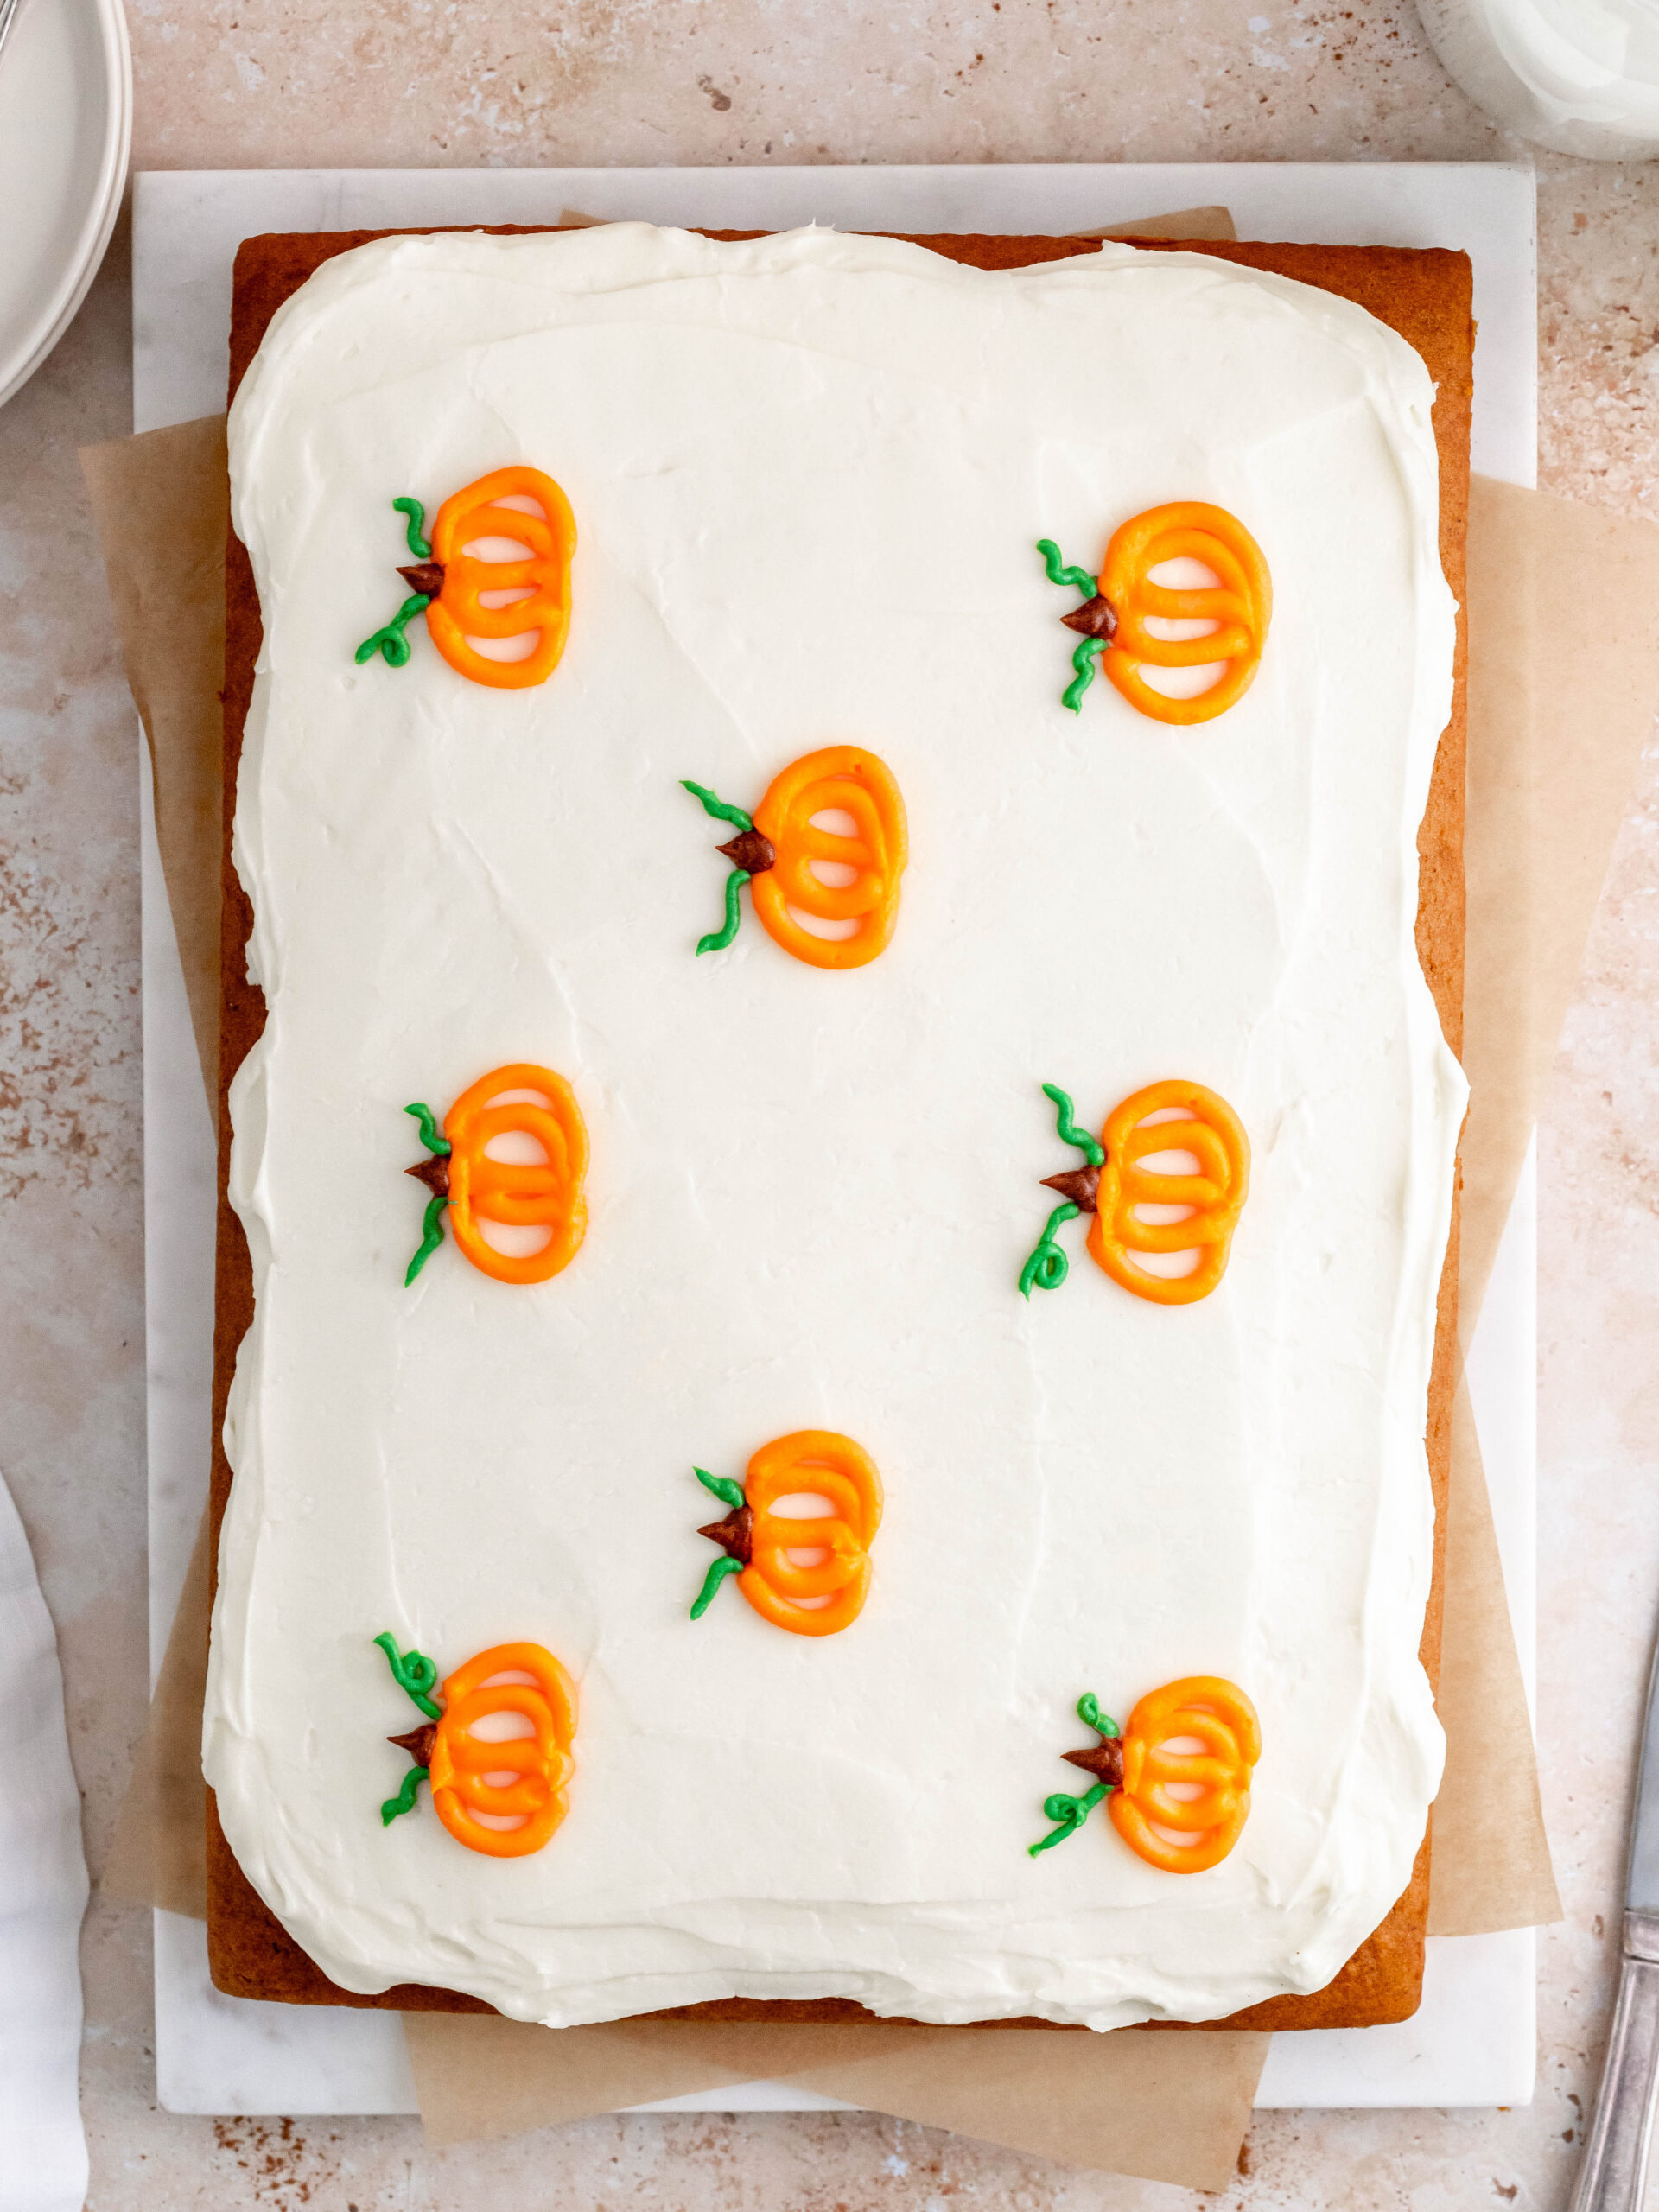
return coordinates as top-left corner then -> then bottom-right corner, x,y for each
207,223 -> 1465,2030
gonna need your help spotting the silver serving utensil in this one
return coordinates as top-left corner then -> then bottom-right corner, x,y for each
1573,1626 -> 1659,2209
0,0 -> 23,70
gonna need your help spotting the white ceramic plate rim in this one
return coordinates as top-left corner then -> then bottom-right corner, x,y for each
0,0 -> 131,411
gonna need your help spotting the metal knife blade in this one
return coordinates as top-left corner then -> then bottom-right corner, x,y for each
1572,1626 -> 1659,2209
1627,1630 -> 1659,1912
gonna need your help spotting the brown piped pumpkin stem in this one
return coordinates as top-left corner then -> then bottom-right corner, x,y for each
698,1505 -> 754,1564
716,829 -> 777,876
397,561 -> 446,600
1060,594 -> 1118,640
1062,1737 -> 1125,1788
406,1154 -> 451,1198
1041,1164 -> 1101,1213
388,1722 -> 439,1765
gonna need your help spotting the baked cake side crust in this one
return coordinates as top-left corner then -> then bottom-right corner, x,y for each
207,226 -> 1470,2031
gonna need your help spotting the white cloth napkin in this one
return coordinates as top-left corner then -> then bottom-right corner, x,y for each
0,1469 -> 89,2212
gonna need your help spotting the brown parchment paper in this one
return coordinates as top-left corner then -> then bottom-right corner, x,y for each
1456,474 -> 1659,1338
82,418 -> 228,1104
83,216 -> 1659,2171
1426,474 -> 1659,1936
1431,1379 -> 1559,1935
558,204 -> 1240,244
99,1510 -> 211,1919
401,2013 -> 1268,2188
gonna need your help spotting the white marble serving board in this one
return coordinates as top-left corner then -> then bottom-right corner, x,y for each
0,0 -> 130,411
135,160 -> 1539,2117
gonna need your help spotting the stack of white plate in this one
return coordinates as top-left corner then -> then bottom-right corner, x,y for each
0,0 -> 130,410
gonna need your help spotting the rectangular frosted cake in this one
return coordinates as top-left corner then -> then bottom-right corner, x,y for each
206,224 -> 1469,2031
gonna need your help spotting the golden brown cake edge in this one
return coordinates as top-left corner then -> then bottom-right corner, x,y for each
207,226 -> 1471,2031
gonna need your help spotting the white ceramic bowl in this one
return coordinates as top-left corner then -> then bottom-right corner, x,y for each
0,0 -> 131,411
1419,0 -> 1659,159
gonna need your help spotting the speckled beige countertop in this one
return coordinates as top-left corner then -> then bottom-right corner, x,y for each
1,3 -> 1656,2206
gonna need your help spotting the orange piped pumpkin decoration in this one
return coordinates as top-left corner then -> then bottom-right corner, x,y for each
1109,1678 -> 1262,1873
377,1633 -> 577,1859
403,1064 -> 588,1287
682,747 -> 908,970
690,1431 -> 884,1637
1089,1080 -> 1250,1305
1039,503 -> 1270,724
1020,1079 -> 1249,1307
1030,1678 -> 1261,1874
356,467 -> 575,689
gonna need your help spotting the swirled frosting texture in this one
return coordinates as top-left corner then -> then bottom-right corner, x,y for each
208,225 -> 1464,2028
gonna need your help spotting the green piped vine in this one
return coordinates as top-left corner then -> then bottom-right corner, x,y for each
681,780 -> 753,836
381,1764 -> 429,1827
699,868 -> 751,956
681,780 -> 757,955
406,1197 -> 448,1287
689,1466 -> 749,1620
404,1102 -> 451,1157
356,594 -> 432,669
1030,1778 -> 1107,1853
1064,637 -> 1106,713
402,1102 -> 452,1286
1036,537 -> 1107,712
1017,1084 -> 1103,1298
1028,1693 -> 1122,1858
376,1637 -> 442,1822
1042,1083 -> 1105,1168
375,1630 -> 442,1830
691,1554 -> 743,1619
374,1630 -> 442,1718
394,498 -> 432,560
355,497 -> 435,668
1037,539 -> 1098,596
1019,1201 -> 1078,1299
695,1467 -> 747,1510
